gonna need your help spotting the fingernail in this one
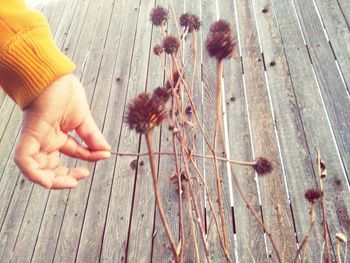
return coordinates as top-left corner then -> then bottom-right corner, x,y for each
102,151 -> 111,158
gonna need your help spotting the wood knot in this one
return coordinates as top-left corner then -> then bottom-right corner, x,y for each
130,159 -> 138,170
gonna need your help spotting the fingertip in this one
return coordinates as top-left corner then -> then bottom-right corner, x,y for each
52,176 -> 79,189
69,167 -> 90,180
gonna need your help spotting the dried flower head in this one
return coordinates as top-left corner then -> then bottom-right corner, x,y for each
335,233 -> 347,243
304,189 -> 323,203
163,36 -> 180,54
179,13 -> 201,32
210,20 -> 231,34
150,6 -> 169,26
125,93 -> 167,134
153,44 -> 164,56
206,19 -> 236,60
253,157 -> 273,175
152,86 -> 170,103
165,70 -> 182,90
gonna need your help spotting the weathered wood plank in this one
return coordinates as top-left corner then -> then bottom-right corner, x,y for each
0,110 -> 21,184
235,0 -> 297,261
253,0 -> 328,260
272,0 -> 350,257
218,0 -> 268,262
0,89 -> 6,107
76,1 -> 154,262
292,0 -> 350,180
337,0 -> 350,25
0,98 -> 15,143
313,0 -> 350,90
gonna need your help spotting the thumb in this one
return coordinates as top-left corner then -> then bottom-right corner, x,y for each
76,112 -> 111,151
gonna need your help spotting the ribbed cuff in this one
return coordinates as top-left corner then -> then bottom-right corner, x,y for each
0,25 -> 76,109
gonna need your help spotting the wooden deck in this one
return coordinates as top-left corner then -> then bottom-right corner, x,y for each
1,0 -> 349,262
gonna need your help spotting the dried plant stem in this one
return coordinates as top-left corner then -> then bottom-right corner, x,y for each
168,0 -> 183,61
180,149 -> 211,262
190,30 -> 198,95
183,181 -> 201,263
110,151 -> 259,167
293,202 -> 316,263
172,133 -> 184,260
145,132 -> 179,263
213,59 -> 230,250
336,242 -> 342,263
229,161 -> 282,263
189,156 -> 232,261
317,150 -> 331,262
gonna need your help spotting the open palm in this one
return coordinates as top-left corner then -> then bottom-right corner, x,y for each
14,74 -> 111,189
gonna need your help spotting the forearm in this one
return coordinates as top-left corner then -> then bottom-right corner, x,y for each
0,0 -> 75,109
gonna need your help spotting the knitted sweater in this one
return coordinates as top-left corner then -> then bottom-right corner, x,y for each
0,0 -> 75,109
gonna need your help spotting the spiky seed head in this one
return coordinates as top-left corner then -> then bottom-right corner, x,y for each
335,233 -> 347,243
206,19 -> 236,60
163,36 -> 180,54
125,93 -> 167,134
210,20 -> 231,34
153,44 -> 164,56
253,157 -> 273,175
179,13 -> 201,32
150,6 -> 169,26
304,189 -> 323,203
152,86 -> 170,104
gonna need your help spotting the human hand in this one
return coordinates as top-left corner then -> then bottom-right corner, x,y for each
14,74 -> 111,189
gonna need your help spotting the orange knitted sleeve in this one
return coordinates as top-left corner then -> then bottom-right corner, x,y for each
0,0 -> 76,109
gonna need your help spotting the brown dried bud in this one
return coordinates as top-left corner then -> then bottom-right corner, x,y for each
163,36 -> 180,54
206,19 -> 236,60
125,93 -> 167,134
153,44 -> 164,56
304,189 -> 323,203
253,157 -> 273,175
179,13 -> 201,32
150,6 -> 169,26
152,86 -> 170,104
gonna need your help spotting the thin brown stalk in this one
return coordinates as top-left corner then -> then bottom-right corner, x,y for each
336,242 -> 342,263
293,202 -> 316,263
189,155 -> 232,261
180,150 -> 211,262
317,150 -> 331,262
190,30 -> 198,95
168,0 -> 183,62
212,59 -> 230,250
172,133 -> 184,260
183,181 -> 201,263
110,151 -> 257,167
145,132 -> 179,263
229,161 -> 282,263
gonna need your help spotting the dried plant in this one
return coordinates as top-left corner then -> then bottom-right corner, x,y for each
125,93 -> 179,263
112,3 -> 340,263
